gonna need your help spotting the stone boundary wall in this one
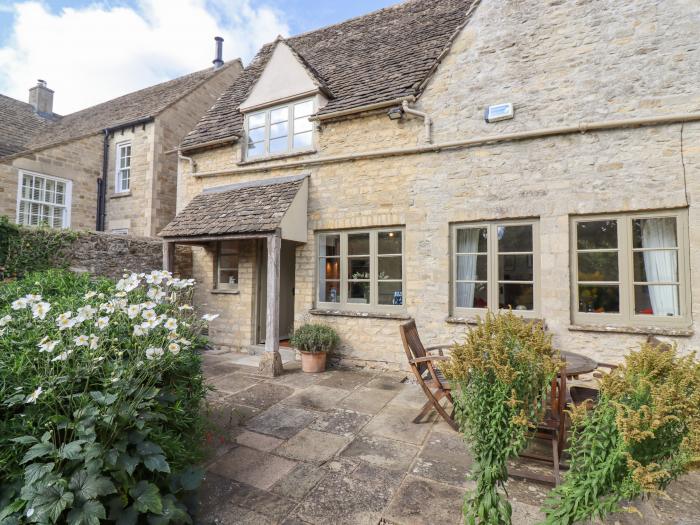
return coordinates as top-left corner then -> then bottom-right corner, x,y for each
67,231 -> 191,280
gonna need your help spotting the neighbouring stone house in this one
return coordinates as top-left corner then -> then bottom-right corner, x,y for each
161,0 -> 700,371
0,47 -> 242,237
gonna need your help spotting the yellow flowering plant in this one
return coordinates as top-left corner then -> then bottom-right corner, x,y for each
443,311 -> 561,525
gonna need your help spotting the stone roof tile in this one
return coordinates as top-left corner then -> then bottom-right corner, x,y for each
0,94 -> 54,157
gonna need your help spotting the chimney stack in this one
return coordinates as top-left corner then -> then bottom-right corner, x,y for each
213,36 -> 224,69
29,79 -> 54,115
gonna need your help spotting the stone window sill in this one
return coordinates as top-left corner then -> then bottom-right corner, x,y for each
310,308 -> 411,321
110,191 -> 132,199
446,316 -> 546,326
568,324 -> 693,337
210,289 -> 240,295
237,149 -> 316,166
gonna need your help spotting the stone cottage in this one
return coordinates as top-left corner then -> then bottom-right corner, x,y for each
0,42 -> 241,237
161,0 -> 700,373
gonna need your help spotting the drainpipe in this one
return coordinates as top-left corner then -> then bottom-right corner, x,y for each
178,149 -> 197,174
96,129 -> 109,231
402,100 -> 432,144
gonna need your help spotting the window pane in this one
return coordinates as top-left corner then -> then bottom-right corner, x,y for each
379,282 -> 403,305
500,283 -> 533,310
456,227 -> 487,253
248,127 -> 265,143
577,220 -> 617,250
457,254 -> 487,281
52,207 -> 63,228
633,217 -> 677,249
378,256 -> 401,280
248,141 -> 264,157
348,282 -> 370,304
348,233 -> 369,255
578,252 -> 618,281
270,107 -> 288,124
320,280 -> 340,303
270,122 -> 288,139
221,240 -> 238,253
456,282 -> 488,309
294,100 -> 314,118
378,231 -> 402,254
269,137 -> 288,154
249,113 -> 265,128
219,254 -> 238,269
633,251 -> 678,283
320,257 -> 340,280
219,270 -> 239,288
634,285 -> 679,316
498,254 -> 533,281
294,117 -> 313,134
498,225 -> 532,252
578,285 -> 620,313
319,234 -> 340,257
293,132 -> 313,150
348,257 -> 370,279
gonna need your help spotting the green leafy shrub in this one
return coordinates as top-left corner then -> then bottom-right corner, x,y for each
290,323 -> 339,353
0,269 -> 218,524
0,216 -> 78,279
442,311 -> 561,525
541,343 -> 700,524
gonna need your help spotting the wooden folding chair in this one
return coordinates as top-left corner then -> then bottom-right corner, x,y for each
399,320 -> 458,431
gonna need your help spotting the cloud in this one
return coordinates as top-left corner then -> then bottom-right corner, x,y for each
0,0 -> 289,114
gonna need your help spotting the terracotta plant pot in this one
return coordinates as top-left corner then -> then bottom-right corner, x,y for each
300,351 -> 327,373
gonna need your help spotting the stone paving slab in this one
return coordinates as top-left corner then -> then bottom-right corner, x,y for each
383,474 -> 465,525
309,408 -> 372,437
270,462 -> 327,500
361,403 -> 435,445
208,371 -> 262,395
317,370 -> 375,391
275,428 -> 353,463
236,430 -> 285,452
231,382 -> 296,410
410,429 -> 473,487
338,385 -> 401,415
209,445 -> 298,490
282,384 -> 352,411
246,403 -> 319,439
341,434 -> 420,472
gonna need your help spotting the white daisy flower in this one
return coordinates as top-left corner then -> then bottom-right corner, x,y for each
56,312 -> 75,331
51,350 -> 72,362
133,324 -> 146,336
142,309 -> 157,321
202,313 -> 220,322
24,294 -> 42,303
142,318 -> 161,329
164,318 -> 177,331
168,342 -> 180,355
167,331 -> 178,340
38,340 -> 59,353
114,291 -> 127,298
178,304 -> 193,311
100,303 -> 115,314
11,298 -> 28,310
0,314 -> 12,327
84,291 -> 97,300
89,334 -> 99,350
145,347 -> 164,360
126,304 -> 141,319
25,386 -> 43,403
178,338 -> 192,346
74,335 -> 89,347
142,301 -> 157,310
76,305 -> 97,320
95,317 -> 110,330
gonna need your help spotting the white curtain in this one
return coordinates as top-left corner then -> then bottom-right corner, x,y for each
641,218 -> 679,316
456,229 -> 479,307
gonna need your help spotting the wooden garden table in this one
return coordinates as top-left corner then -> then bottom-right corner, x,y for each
560,351 -> 598,377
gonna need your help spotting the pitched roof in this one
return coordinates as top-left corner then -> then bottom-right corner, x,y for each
181,0 -> 478,149
0,61 -> 240,159
0,94 -> 54,157
159,175 -> 305,238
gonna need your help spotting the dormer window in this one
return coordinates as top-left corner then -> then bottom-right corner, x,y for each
246,99 -> 314,159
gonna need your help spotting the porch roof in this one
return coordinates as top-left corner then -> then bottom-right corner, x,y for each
159,174 -> 308,242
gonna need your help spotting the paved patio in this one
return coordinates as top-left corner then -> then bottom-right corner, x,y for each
195,351 -> 700,524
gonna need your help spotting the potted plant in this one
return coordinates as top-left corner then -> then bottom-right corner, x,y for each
290,323 -> 339,373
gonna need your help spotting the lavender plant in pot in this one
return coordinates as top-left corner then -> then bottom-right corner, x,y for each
290,323 -> 339,373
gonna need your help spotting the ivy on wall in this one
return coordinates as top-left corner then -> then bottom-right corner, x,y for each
0,216 -> 79,279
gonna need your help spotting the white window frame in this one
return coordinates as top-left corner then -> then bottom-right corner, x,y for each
451,219 -> 540,318
316,228 -> 406,313
115,141 -> 131,193
245,98 -> 315,160
570,210 -> 691,329
215,241 -> 240,291
15,170 -> 72,229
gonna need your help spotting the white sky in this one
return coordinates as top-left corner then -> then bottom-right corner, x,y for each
0,0 -> 289,114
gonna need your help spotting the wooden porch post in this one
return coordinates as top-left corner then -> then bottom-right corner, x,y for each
259,230 -> 284,376
162,241 -> 175,273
